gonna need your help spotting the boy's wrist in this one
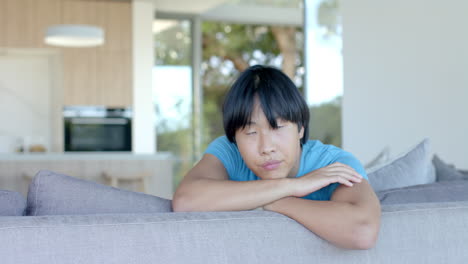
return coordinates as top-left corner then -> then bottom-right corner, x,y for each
279,177 -> 298,197
259,177 -> 296,210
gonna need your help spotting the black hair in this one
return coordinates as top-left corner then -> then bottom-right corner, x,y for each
223,65 -> 309,145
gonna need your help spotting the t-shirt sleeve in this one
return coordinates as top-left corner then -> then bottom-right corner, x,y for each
204,136 -> 242,179
326,149 -> 369,198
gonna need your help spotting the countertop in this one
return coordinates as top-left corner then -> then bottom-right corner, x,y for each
0,152 -> 175,160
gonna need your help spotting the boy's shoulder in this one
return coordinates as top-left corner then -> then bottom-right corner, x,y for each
303,139 -> 343,156
210,135 -> 236,148
205,136 -> 239,156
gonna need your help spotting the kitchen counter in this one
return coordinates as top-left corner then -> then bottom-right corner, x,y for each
0,152 -> 176,199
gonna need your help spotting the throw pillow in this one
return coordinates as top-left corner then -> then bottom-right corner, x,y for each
364,146 -> 391,170
377,180 -> 468,205
26,170 -> 172,216
0,189 -> 26,216
367,138 -> 436,192
432,155 -> 468,181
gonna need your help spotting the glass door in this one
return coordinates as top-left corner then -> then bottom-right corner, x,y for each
153,18 -> 194,187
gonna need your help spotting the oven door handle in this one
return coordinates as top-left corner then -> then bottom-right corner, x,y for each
70,118 -> 129,125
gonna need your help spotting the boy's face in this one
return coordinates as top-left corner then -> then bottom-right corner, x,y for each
235,98 -> 304,180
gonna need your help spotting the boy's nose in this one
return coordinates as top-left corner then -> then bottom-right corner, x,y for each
259,134 -> 276,154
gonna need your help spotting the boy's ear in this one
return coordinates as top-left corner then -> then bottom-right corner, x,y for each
299,126 -> 304,139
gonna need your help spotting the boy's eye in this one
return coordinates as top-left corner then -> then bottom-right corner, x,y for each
246,131 -> 256,135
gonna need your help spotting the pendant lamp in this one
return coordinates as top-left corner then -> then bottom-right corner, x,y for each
44,24 -> 105,47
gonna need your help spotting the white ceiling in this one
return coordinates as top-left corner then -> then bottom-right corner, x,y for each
153,0 -> 228,14
152,0 -> 303,26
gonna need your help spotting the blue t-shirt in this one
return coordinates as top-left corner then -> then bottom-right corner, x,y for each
205,136 -> 368,201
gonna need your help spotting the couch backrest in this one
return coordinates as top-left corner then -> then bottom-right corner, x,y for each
1,201 -> 467,264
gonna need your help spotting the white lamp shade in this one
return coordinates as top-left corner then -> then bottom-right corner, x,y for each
45,24 -> 105,47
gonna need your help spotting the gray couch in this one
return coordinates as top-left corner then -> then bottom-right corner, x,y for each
1,152 -> 468,263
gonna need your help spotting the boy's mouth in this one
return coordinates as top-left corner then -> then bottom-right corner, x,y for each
262,160 -> 281,170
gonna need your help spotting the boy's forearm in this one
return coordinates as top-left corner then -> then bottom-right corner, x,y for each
172,178 -> 293,212
264,197 -> 379,249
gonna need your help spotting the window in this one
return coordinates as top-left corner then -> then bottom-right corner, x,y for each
153,19 -> 193,187
154,1 -> 343,188
305,0 -> 343,147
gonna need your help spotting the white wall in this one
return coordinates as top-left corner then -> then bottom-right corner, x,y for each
342,0 -> 468,169
0,50 -> 61,153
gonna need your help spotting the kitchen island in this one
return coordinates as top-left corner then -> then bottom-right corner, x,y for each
0,152 -> 175,199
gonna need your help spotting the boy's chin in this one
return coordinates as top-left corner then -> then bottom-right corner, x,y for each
258,172 -> 289,180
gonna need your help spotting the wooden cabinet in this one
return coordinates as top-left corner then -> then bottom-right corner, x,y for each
61,0 -> 133,107
0,0 -> 133,107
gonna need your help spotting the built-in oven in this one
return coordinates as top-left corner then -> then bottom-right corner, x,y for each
64,106 -> 132,152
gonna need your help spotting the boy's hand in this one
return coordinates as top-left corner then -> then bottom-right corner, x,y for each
289,162 -> 363,198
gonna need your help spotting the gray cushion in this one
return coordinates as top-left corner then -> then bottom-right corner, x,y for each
377,180 -> 468,205
433,155 -> 468,181
26,170 -> 172,216
0,189 -> 26,216
364,146 -> 391,170
367,139 -> 435,192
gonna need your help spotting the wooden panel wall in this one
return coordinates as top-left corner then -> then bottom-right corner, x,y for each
0,0 -> 133,107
